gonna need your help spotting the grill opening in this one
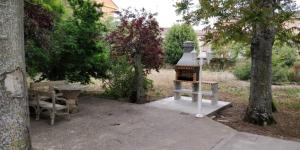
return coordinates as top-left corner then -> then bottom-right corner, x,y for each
177,71 -> 193,81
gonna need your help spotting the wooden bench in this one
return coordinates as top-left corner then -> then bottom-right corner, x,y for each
29,81 -> 70,125
174,80 -> 219,105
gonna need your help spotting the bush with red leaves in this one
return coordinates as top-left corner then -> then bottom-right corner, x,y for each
106,9 -> 164,74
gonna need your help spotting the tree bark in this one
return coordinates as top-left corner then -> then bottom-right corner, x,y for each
244,0 -> 276,125
130,53 -> 146,103
0,1 -> 31,149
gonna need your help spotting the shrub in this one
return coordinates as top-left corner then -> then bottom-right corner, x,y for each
102,57 -> 134,99
271,44 -> 298,84
103,57 -> 154,100
210,41 -> 250,71
272,44 -> 298,67
233,44 -> 298,83
291,60 -> 300,82
164,24 -> 199,65
272,65 -> 290,84
234,61 -> 294,83
207,58 -> 236,71
233,60 -> 251,80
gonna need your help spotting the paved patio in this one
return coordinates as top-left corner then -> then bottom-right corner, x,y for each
31,96 -> 300,150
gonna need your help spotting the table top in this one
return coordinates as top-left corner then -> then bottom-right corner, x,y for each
54,85 -> 86,91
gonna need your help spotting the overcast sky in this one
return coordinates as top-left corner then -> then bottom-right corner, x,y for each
114,0 -> 300,29
114,0 -> 196,28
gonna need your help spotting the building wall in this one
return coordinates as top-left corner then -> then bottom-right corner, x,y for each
93,0 -> 118,17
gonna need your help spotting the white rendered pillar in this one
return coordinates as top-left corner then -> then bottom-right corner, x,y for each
196,57 -> 204,118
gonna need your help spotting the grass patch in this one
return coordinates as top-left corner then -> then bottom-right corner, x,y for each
218,82 -> 300,112
219,82 -> 249,101
273,88 -> 300,99
273,88 -> 300,111
288,103 -> 300,111
274,100 -> 300,111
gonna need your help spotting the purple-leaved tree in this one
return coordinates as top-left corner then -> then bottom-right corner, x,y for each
107,9 -> 164,103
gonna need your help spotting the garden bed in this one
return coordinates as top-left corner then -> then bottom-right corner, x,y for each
214,92 -> 300,142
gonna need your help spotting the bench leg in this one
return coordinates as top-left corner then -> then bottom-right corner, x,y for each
67,113 -> 71,121
66,105 -> 71,121
35,107 -> 40,121
192,83 -> 199,102
174,81 -> 181,100
211,84 -> 218,105
50,111 -> 55,125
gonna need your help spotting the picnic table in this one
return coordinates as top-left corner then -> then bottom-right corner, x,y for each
54,85 -> 84,113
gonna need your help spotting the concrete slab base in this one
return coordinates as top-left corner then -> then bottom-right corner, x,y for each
147,96 -> 231,116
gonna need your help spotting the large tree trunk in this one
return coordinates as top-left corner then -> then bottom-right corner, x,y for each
244,0 -> 276,126
130,53 -> 146,103
0,1 -> 31,149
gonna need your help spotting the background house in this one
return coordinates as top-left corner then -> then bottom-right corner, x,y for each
94,0 -> 119,17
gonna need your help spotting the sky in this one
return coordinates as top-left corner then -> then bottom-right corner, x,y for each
114,0 -> 300,29
113,0 -> 198,29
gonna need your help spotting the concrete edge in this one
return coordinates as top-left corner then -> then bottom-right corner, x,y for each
210,132 -> 237,150
207,102 -> 233,117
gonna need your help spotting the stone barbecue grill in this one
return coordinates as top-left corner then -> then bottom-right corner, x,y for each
173,41 -> 219,105
175,41 -> 199,82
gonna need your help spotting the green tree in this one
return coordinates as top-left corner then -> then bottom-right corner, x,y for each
164,24 -> 199,64
176,0 -> 299,125
26,0 -> 109,84
24,0 -> 56,78
31,0 -> 65,17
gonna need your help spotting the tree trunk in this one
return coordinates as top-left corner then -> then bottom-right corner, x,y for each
245,28 -> 276,125
131,53 -> 145,103
244,1 -> 276,125
0,1 -> 31,149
